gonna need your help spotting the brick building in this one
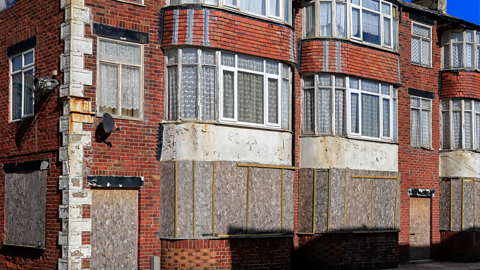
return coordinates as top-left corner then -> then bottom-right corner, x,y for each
0,0 -> 479,269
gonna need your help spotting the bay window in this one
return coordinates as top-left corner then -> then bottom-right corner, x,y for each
442,99 -> 480,150
166,48 -> 292,130
442,30 -> 480,70
304,0 -> 347,39
166,0 -> 292,24
303,74 -> 397,142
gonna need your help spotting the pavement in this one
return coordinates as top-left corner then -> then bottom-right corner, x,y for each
385,261 -> 480,270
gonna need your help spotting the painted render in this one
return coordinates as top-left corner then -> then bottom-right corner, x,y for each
440,151 -> 480,178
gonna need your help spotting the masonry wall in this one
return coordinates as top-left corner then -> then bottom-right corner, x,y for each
397,10 -> 442,262
81,0 -> 165,268
0,0 -> 64,268
441,71 -> 480,99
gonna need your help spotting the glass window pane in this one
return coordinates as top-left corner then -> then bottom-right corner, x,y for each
444,44 -> 451,69
335,89 -> 345,135
318,88 -> 332,134
225,0 -> 236,5
266,61 -> 279,75
411,37 -> 420,64
284,0 -> 291,24
336,3 -> 347,38
361,94 -> 379,137
384,18 -> 391,46
223,71 -> 235,119
352,8 -> 361,38
170,0 -> 181,4
381,2 -> 390,15
465,100 -> 472,110
452,31 -> 463,42
476,114 -> 480,149
238,72 -> 264,124
475,101 -> 480,112
381,84 -> 390,95
421,99 -> 431,110
411,98 -> 420,108
12,56 -> 22,72
202,51 -> 216,65
478,45 -> 480,70
350,78 -> 359,89
240,0 -> 266,16
335,76 -> 345,88
351,93 -> 359,133
121,66 -> 141,118
282,65 -> 289,79
362,10 -> 381,45
383,99 -> 390,137
304,76 -> 315,88
99,63 -> 119,115
24,52 -> 34,66
442,111 -> 450,149
452,111 -> 462,149
202,66 -> 216,120
205,0 -> 218,4
466,30 -> 474,42
268,79 -> 279,124
282,79 -> 289,129
477,32 -> 480,44
393,98 -> 397,142
167,66 -> 179,120
12,73 -> 22,120
352,0 -> 360,5
269,0 -> 280,17
319,2 -> 332,37
421,39 -> 430,65
305,4 -> 315,38
452,100 -> 461,110
466,43 -> 474,68
238,55 -> 263,72
413,24 -> 430,38
304,89 -> 315,133
465,111 -> 473,149
441,99 -> 449,110
119,43 -> 141,65
318,75 -> 331,87
361,80 -> 379,93
411,109 -> 420,147
182,66 -> 198,119
421,110 -> 430,147
182,49 -> 198,63
362,0 -> 379,11
221,53 -> 235,67
167,50 -> 178,65
184,0 -> 200,2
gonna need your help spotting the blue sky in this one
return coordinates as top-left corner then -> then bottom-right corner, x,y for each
404,0 -> 480,25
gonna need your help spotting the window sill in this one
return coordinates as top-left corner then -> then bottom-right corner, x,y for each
10,115 -> 34,123
410,146 -> 435,151
96,113 -> 143,122
411,63 -> 433,69
111,0 -> 145,6
299,134 -> 398,145
441,68 -> 480,73
162,120 -> 293,133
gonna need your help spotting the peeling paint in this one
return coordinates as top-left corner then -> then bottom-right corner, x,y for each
440,150 -> 480,178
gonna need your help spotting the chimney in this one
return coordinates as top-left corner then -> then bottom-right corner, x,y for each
411,0 -> 447,13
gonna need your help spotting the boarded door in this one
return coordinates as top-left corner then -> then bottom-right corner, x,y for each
91,190 -> 138,269
410,197 -> 430,261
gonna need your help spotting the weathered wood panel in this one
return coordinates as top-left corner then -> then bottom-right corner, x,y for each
315,170 -> 329,233
298,168 -> 313,233
160,161 -> 175,238
214,161 -> 247,235
346,173 -> 372,231
439,180 -> 451,231
329,168 -> 346,232
91,190 -> 138,270
249,168 -> 282,233
194,161 -> 213,238
452,179 -> 462,231
5,170 -> 47,247
283,169 -> 295,234
463,180 -> 474,231
372,178 -> 397,230
410,197 -> 430,261
176,161 -> 193,238
475,182 -> 480,231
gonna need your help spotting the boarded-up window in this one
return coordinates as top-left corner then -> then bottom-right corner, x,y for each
91,189 -> 138,269
5,170 -> 47,247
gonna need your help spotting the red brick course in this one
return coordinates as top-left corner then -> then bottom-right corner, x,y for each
441,71 -> 480,100
440,231 -> 480,262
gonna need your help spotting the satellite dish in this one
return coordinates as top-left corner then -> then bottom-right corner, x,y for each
25,73 -> 59,99
95,113 -> 120,147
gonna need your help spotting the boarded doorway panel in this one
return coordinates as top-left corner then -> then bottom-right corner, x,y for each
91,189 -> 138,269
410,197 -> 430,261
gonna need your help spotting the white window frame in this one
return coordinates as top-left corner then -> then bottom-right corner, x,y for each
442,29 -> 480,71
96,37 -> 144,120
442,99 -> 480,150
411,21 -> 432,68
410,96 -> 432,148
302,74 -> 396,143
10,48 -> 35,122
165,48 -> 292,131
303,0 -> 348,39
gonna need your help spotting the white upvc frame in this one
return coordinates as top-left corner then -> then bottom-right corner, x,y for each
302,74 -> 395,143
303,0 -> 349,39
410,96 -> 432,148
10,48 -> 35,122
350,0 -> 393,49
442,29 -> 480,71
96,37 -> 144,120
442,99 -> 480,150
411,21 -> 432,68
219,52 -> 283,129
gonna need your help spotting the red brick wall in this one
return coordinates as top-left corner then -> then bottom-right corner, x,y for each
83,0 -> 165,269
441,71 -> 480,100
301,40 -> 401,85
440,231 -> 480,262
162,7 -> 296,63
161,237 -> 292,269
397,11 -> 442,262
296,233 -> 398,269
0,0 -> 64,269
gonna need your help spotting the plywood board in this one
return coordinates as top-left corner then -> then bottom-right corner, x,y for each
451,179 -> 462,231
283,169 -> 295,234
410,197 -> 430,261
160,161 -> 175,238
214,161 -> 247,235
372,178 -> 397,230
176,161 -> 194,238
298,169 -> 313,233
91,190 -> 138,270
475,182 -> 480,231
346,171 -> 372,231
329,168 -> 345,232
249,168 -> 282,234
315,170 -> 329,233
5,170 -> 47,247
396,178 -> 401,231
439,180 -> 451,231
463,180 -> 474,231
194,161 -> 213,238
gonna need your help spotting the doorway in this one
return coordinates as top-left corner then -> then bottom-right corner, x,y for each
410,197 -> 430,261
